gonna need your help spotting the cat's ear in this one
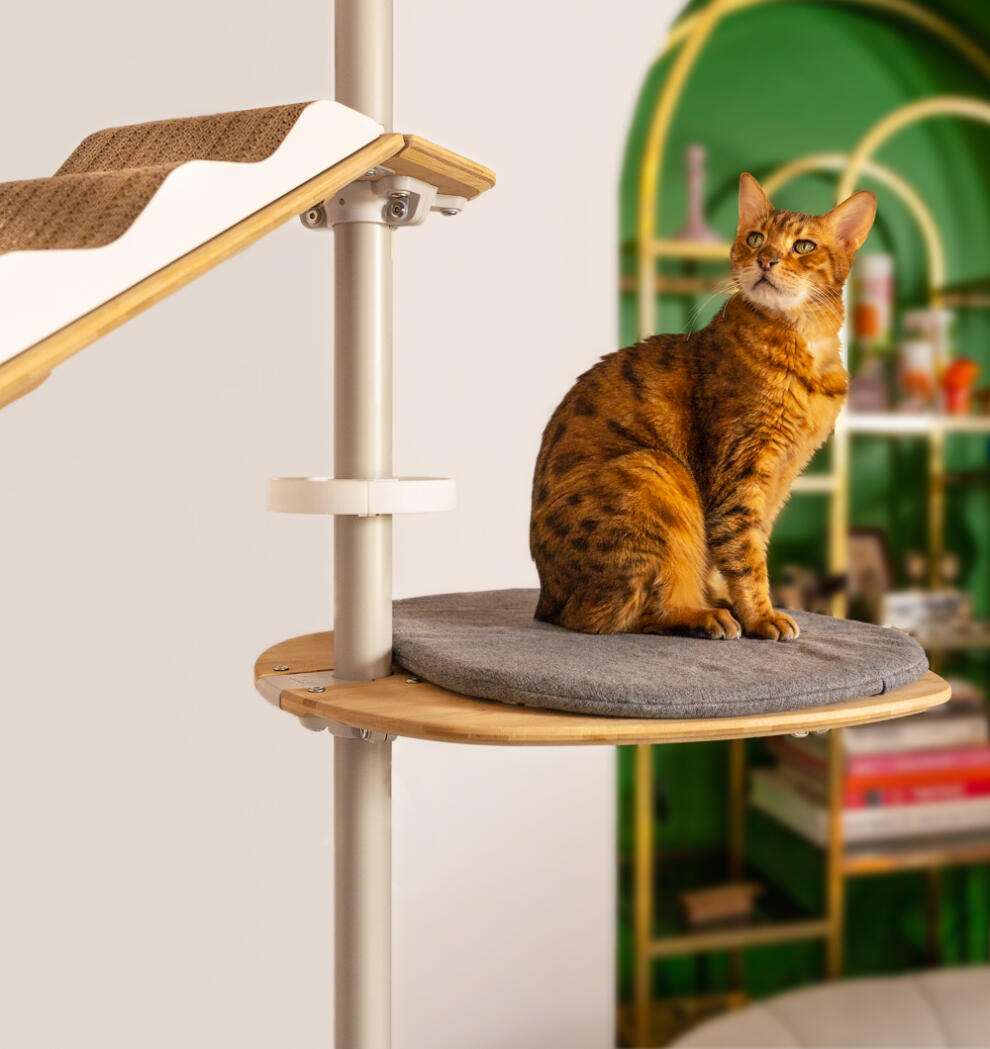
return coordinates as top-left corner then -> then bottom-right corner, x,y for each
738,173 -> 771,228
826,191 -> 877,255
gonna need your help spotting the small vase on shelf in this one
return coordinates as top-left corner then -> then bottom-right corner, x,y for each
675,144 -> 722,244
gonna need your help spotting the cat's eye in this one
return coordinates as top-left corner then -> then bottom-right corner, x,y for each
745,231 -> 764,249
794,239 -> 816,254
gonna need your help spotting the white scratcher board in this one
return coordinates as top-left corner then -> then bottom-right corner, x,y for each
0,100 -> 382,369
0,106 -> 493,412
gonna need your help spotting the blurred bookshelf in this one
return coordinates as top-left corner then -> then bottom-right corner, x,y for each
938,278 -> 990,309
845,412 -> 990,434
617,2 -> 990,1045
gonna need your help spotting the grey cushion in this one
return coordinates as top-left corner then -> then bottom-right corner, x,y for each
391,589 -> 928,719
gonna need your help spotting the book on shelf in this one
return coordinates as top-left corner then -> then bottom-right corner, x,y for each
749,768 -> 990,847
776,759 -> 990,808
785,709 -> 988,757
767,737 -> 990,787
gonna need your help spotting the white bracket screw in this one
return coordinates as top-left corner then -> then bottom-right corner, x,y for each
301,174 -> 466,230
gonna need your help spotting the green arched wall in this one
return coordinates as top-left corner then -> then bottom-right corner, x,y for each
617,0 -> 990,1011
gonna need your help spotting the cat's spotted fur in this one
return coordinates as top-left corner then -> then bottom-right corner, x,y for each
530,174 -> 876,640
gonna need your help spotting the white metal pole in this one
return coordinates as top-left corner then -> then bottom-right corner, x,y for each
334,0 -> 394,683
332,2 -> 394,1048
333,225 -> 393,682
334,731 -> 392,1049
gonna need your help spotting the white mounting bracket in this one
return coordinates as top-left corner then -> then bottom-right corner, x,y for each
300,173 -> 466,230
323,722 -> 394,743
254,669 -> 394,739
267,476 -> 456,517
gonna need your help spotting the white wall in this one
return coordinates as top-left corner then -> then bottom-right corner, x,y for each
0,2 -> 677,1046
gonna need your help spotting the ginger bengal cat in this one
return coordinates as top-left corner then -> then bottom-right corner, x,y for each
530,174 -> 876,641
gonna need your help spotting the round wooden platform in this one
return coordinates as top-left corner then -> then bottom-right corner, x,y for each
254,632 -> 951,746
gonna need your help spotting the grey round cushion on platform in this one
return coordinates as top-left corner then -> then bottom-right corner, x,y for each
391,589 -> 929,719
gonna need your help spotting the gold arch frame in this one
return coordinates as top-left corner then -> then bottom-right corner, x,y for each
636,0 -> 990,336
838,95 -> 990,203
762,152 -> 946,294
666,0 -> 990,73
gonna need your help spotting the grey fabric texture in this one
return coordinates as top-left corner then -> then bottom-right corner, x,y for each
391,589 -> 929,719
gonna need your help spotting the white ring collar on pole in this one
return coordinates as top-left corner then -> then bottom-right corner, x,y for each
268,476 -> 456,516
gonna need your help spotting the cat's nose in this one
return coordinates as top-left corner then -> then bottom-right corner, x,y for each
759,255 -> 780,270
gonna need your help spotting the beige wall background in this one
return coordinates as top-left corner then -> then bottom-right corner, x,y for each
0,1 -> 677,1045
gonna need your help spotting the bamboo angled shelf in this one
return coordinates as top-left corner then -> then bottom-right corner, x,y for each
0,119 -> 494,412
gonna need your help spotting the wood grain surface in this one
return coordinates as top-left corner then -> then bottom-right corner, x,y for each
255,631 -> 950,746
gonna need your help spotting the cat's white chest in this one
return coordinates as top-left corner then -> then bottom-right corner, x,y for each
804,336 -> 840,362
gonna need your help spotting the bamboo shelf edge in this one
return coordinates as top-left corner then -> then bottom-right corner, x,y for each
0,133 -> 494,411
843,835 -> 990,875
386,135 -> 495,200
648,917 -> 829,959
253,631 -> 951,746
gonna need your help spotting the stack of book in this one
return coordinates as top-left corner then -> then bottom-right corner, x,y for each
750,689 -> 990,848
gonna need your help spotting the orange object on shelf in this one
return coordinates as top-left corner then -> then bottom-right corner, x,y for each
943,357 -> 980,414
854,302 -> 882,339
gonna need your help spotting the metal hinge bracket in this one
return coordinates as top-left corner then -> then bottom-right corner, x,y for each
300,173 -> 466,230
256,669 -> 394,740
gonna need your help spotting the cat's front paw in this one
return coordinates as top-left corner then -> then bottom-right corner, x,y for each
743,610 -> 800,641
678,607 -> 742,640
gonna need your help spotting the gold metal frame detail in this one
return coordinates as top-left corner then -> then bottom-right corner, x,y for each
836,95 -> 990,586
762,153 -> 945,293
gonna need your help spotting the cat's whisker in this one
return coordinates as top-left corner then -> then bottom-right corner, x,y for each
810,287 -> 843,309
800,292 -> 832,321
686,277 -> 739,331
813,297 -> 843,325
806,302 -> 842,331
805,288 -> 839,312
804,285 -> 843,327
808,283 -> 842,307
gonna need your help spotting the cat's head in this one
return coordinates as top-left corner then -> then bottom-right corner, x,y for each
731,173 -> 876,321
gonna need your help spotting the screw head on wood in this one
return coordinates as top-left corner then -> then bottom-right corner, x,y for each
308,686 -> 326,694
273,665 -> 290,672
